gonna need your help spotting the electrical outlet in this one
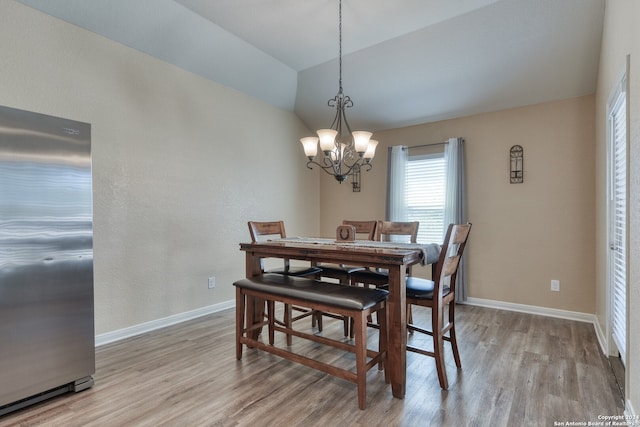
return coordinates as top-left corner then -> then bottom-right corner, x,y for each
551,279 -> 560,292
208,276 -> 216,289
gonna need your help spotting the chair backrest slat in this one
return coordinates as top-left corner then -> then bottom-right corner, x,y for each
375,221 -> 419,243
435,223 -> 472,294
248,221 -> 286,243
248,221 -> 290,272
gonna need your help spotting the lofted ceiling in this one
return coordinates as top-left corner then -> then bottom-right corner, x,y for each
16,0 -> 605,132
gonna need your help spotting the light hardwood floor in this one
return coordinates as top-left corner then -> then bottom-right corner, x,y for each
0,304 -> 624,426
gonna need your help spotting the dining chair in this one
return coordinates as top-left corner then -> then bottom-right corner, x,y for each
247,221 -> 323,339
405,222 -> 471,390
350,221 -> 419,288
315,220 -> 378,335
248,221 -> 322,277
347,221 -> 419,338
317,220 -> 378,282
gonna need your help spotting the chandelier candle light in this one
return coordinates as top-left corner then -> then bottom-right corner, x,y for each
300,0 -> 378,183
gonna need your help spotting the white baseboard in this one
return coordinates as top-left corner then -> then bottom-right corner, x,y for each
592,316 -> 608,356
463,297 -> 597,323
462,297 -> 606,351
95,299 -> 235,347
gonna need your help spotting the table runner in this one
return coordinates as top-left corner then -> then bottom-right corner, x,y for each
272,237 -> 440,265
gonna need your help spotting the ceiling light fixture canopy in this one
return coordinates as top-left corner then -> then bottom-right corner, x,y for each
300,0 -> 378,183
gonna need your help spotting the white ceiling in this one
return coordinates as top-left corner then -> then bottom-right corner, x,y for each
16,0 -> 605,132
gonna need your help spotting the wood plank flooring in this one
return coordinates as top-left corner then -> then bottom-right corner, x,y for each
0,304 -> 624,426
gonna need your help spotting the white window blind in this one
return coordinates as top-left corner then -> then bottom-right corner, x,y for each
406,154 -> 446,243
609,85 -> 626,363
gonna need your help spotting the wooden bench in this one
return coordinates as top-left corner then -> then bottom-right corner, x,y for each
234,273 -> 389,410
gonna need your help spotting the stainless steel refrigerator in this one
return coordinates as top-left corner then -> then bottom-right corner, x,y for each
0,105 -> 94,416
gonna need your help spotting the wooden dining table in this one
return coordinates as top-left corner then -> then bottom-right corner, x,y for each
239,237 -> 439,399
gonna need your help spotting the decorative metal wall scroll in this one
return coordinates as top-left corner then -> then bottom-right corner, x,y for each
510,145 -> 524,184
352,164 -> 361,192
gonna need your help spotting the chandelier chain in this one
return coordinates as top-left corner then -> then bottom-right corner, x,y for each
338,0 -> 343,93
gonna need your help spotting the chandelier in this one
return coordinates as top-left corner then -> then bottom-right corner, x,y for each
300,0 -> 378,184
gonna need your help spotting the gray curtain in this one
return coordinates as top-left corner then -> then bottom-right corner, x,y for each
443,137 -> 468,302
385,145 -> 408,222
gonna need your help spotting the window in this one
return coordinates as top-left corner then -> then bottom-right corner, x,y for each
406,153 -> 446,243
608,72 -> 627,364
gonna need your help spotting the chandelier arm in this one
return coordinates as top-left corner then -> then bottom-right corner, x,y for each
306,159 -> 343,177
338,159 -> 365,178
324,155 -> 362,177
320,155 -> 339,170
343,146 -> 372,168
328,99 -> 341,133
317,154 -> 341,173
340,98 -> 354,135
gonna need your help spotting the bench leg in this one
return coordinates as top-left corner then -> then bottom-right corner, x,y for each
283,303 -> 293,346
343,316 -> 349,337
236,287 -> 245,360
316,311 -> 323,332
267,300 -> 276,345
378,303 -> 390,381
353,312 -> 367,410
311,310 -> 324,332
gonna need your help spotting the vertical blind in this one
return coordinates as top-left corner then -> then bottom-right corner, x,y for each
610,83 -> 626,363
406,154 -> 446,243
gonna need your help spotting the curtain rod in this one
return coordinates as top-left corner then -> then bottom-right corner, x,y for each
406,141 -> 448,150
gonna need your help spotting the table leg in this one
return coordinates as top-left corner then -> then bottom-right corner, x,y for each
245,252 -> 263,340
387,265 -> 407,398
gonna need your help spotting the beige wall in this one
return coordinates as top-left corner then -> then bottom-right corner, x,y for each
596,0 -> 639,414
0,1 -> 319,335
321,96 -> 596,314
